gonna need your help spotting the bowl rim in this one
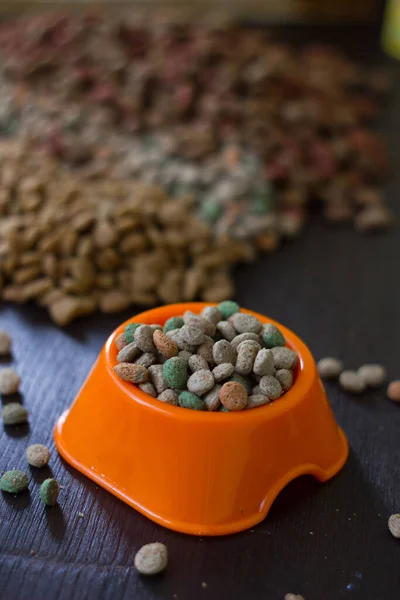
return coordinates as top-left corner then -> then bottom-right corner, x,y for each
105,302 -> 317,423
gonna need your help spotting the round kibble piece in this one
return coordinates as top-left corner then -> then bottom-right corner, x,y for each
230,313 -> 262,334
139,382 -> 157,397
213,340 -> 236,365
387,380 -> 400,403
148,364 -> 168,394
357,364 -> 386,388
26,444 -> 50,468
162,357 -> 188,389
219,381 -> 248,411
218,300 -> 240,319
285,595 -> 305,600
158,389 -> 179,405
134,325 -> 156,353
188,354 -> 210,373
247,394 -> 270,409
388,514 -> 400,538
153,330 -> 178,358
253,349 -> 275,377
201,306 -> 222,324
187,370 -> 215,396
213,363 -> 235,382
276,369 -> 294,392
178,350 -> 192,362
235,341 -> 258,376
164,317 -> 184,333
216,320 -> 237,341
113,363 -> 148,384
124,322 -> 142,344
231,332 -> 260,349
317,357 -> 343,379
229,373 -> 253,394
40,478 -> 59,506
196,341 -> 215,366
0,470 -> 29,493
262,324 -> 286,348
135,352 -> 157,368
172,330 -> 196,353
115,333 -> 128,351
271,347 -> 298,370
180,325 -> 205,346
2,402 -> 28,425
203,384 -> 221,411
134,542 -> 168,575
339,371 -> 366,394
178,391 -> 206,410
0,368 -> 21,395
185,315 -> 216,336
259,375 -> 282,400
117,342 -> 141,363
237,339 -> 261,353
0,331 -> 12,355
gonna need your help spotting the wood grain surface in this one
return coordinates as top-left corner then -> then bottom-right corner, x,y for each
0,24 -> 399,600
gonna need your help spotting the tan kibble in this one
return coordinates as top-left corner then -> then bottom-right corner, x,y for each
388,514 -> 400,539
113,363 -> 148,384
219,381 -> 248,411
26,444 -> 51,468
153,329 -> 178,358
0,367 -> 20,394
134,542 -> 168,575
317,357 -> 343,379
285,594 -> 305,600
49,295 -> 96,326
0,330 -> 12,355
387,380 -> 400,403
99,290 -> 131,313
357,364 -> 386,388
339,370 -> 366,394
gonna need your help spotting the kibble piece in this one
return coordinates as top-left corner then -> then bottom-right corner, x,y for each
117,342 -> 141,363
271,347 -> 298,370
171,330 -> 196,353
0,368 -> 21,394
113,363 -> 148,384
149,365 -> 168,394
178,391 -> 206,410
164,317 -> 184,333
387,380 -> 400,403
229,373 -> 253,394
153,330 -> 178,358
252,384 -> 262,395
134,325 -> 156,353
237,339 -> 261,353
135,352 -> 157,368
276,369 -> 294,392
188,355 -> 210,373
39,478 -> 59,506
201,306 -> 222,324
0,331 -> 12,355
0,470 -> 29,493
358,364 -> 386,388
230,313 -> 262,334
162,357 -> 188,389
388,514 -> 400,538
219,381 -> 248,411
213,340 -> 237,365
115,333 -> 128,351
158,389 -> 179,405
139,382 -> 157,398
184,315 -> 216,336
262,324 -> 286,348
216,321 -> 236,341
339,370 -> 366,394
180,325 -> 205,346
203,385 -> 221,411
26,444 -> 50,468
213,363 -> 235,382
259,375 -> 282,400
134,542 -> 168,575
247,394 -> 270,409
124,322 -> 142,344
253,349 -> 275,377
2,402 -> 28,425
219,405 -> 230,412
317,357 -> 343,379
196,340 -> 215,366
178,350 -> 192,363
150,325 -> 163,332
235,341 -> 259,376
187,370 -> 215,396
218,300 -> 240,319
284,595 -> 305,600
231,332 -> 260,349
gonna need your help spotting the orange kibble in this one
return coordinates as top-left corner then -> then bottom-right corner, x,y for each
219,381 -> 248,411
387,380 -> 400,402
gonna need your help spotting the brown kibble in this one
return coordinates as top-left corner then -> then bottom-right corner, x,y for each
99,290 -> 131,313
153,329 -> 178,358
115,333 -> 128,351
49,295 -> 96,326
26,444 -> 51,468
219,381 -> 248,411
387,380 -> 400,403
113,362 -> 148,384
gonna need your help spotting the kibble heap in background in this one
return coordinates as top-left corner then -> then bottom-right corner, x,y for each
0,13 -> 392,324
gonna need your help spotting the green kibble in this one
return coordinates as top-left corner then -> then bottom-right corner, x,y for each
219,405 -> 230,412
124,322 -> 142,344
218,301 -> 240,320
228,373 -> 252,394
262,324 -> 286,349
178,391 -> 206,411
162,357 -> 188,389
0,469 -> 28,493
164,317 -> 184,333
1,402 -> 28,425
40,478 -> 59,506
201,199 -> 222,223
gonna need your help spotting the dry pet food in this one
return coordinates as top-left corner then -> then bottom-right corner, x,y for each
39,478 -> 59,506
387,380 -> 400,402
388,514 -> 400,538
1,402 -> 28,425
26,444 -> 51,468
113,303 -> 298,411
134,542 -> 168,575
0,368 -> 21,394
357,364 -> 386,388
317,357 -> 344,379
0,469 -> 28,493
0,330 -> 12,355
339,370 -> 366,394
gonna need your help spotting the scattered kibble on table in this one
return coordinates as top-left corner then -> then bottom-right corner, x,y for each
388,514 -> 400,538
0,469 -> 28,493
317,357 -> 343,379
39,478 -> 59,506
285,595 -> 306,600
357,364 -> 386,387
1,402 -> 28,425
26,444 -> 51,468
387,380 -> 400,402
134,542 -> 168,575
0,330 -> 12,355
113,303 -> 298,411
339,371 -> 366,394
0,368 -> 21,395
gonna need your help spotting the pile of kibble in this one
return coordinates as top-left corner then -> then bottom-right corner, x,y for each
113,301 -> 298,411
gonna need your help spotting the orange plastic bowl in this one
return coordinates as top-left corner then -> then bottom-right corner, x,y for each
54,303 -> 348,536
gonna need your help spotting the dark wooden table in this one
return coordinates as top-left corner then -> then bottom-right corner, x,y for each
1,23 -> 400,600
